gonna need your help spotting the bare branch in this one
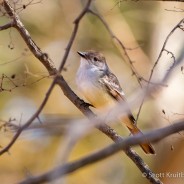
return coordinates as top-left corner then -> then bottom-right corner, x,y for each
165,7 -> 184,12
38,76 -> 162,184
0,21 -> 13,30
0,79 -> 55,155
136,18 -> 184,121
88,9 -> 142,87
150,19 -> 183,81
19,118 -> 184,184
117,0 -> 184,2
58,0 -> 92,72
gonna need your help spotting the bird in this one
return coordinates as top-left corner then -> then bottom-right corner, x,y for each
76,50 -> 155,154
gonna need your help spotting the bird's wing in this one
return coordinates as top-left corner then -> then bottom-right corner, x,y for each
99,71 -> 136,125
99,71 -> 125,101
100,71 -> 155,154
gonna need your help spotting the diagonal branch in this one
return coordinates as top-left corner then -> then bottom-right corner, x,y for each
19,118 -> 184,184
117,0 -> 184,3
88,9 -> 142,87
0,21 -> 13,30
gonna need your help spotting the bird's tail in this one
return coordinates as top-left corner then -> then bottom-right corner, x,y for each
127,125 -> 155,154
122,116 -> 155,154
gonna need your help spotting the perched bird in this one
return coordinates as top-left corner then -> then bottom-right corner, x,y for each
76,50 -> 155,154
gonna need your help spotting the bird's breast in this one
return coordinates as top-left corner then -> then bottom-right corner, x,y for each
77,71 -> 116,108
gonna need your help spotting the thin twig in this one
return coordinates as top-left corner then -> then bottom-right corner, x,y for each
88,9 -> 142,87
58,0 -> 92,72
116,0 -> 184,3
136,18 -> 184,121
165,7 -> 184,12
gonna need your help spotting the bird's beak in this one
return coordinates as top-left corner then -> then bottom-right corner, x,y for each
77,51 -> 86,58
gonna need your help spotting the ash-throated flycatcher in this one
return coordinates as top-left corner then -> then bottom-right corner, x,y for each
76,50 -> 155,154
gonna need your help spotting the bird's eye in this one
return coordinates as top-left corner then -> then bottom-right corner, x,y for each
94,57 -> 98,61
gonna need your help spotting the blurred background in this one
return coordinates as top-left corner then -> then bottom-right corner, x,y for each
0,0 -> 184,183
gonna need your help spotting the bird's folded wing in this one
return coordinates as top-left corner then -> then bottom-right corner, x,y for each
99,71 -> 137,126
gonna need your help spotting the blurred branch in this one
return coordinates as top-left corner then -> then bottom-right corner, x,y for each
19,118 -> 184,184
165,7 -> 184,12
117,0 -> 184,2
148,0 -> 184,1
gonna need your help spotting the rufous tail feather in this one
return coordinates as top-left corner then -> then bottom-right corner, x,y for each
127,125 -> 155,154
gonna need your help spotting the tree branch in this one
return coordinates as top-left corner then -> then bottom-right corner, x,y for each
58,0 -> 92,72
0,21 -> 13,30
118,0 -> 184,2
19,118 -> 184,184
136,18 -> 184,121
88,9 -> 142,87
